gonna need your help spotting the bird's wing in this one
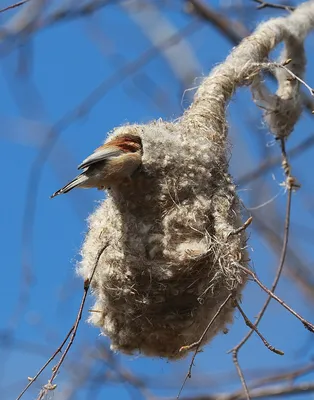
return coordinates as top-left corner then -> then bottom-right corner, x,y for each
78,147 -> 124,170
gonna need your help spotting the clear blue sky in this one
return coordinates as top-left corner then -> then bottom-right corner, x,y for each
1,1 -> 314,399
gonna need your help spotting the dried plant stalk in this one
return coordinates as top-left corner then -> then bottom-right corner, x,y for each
77,1 -> 314,359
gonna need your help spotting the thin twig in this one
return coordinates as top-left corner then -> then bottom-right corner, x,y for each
186,0 -> 314,115
252,214 -> 314,309
234,300 -> 284,355
177,293 -> 233,399
187,0 -> 245,43
36,243 -> 108,400
273,61 -> 314,99
202,362 -> 314,400
16,243 -> 108,400
238,134 -> 314,186
237,264 -> 314,332
15,328 -> 74,400
249,362 -> 314,390
232,349 -> 251,400
254,0 -> 295,12
0,0 -> 29,14
230,136 -> 297,398
228,217 -> 253,237
239,143 -> 294,339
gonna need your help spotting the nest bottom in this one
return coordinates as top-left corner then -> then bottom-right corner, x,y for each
87,263 -> 243,359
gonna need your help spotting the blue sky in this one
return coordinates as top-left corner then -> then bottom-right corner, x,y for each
1,1 -> 314,399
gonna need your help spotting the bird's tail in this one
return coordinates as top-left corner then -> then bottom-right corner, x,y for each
50,174 -> 88,198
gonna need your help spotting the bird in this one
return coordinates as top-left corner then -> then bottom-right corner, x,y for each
50,133 -> 143,198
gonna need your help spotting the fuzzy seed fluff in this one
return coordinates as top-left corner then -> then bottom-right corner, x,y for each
77,122 -> 248,359
77,1 -> 314,359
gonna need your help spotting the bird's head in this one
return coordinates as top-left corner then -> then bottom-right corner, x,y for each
113,133 -> 143,154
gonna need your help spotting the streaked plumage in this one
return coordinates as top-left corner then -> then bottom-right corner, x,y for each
51,134 -> 142,198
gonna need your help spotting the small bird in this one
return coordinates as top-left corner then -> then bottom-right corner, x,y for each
51,133 -> 143,198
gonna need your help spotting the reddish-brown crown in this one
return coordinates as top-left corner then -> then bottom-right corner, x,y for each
110,134 -> 142,153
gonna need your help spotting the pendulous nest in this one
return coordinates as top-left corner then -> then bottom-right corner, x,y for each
77,122 -> 249,359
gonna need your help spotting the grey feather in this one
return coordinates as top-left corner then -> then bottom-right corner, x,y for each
78,148 -> 123,170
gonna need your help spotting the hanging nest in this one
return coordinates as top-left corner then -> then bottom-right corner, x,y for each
77,121 -> 249,360
76,0 -> 314,360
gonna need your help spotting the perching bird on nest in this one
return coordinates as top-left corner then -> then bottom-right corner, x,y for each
50,133 -> 143,198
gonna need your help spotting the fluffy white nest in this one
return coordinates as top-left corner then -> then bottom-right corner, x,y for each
77,0 -> 314,359
77,122 -> 248,359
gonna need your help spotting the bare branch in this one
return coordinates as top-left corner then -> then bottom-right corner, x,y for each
185,0 -> 314,115
177,293 -> 233,399
228,217 -> 253,237
16,243 -> 108,400
0,0 -> 29,14
234,300 -> 284,356
254,0 -> 295,12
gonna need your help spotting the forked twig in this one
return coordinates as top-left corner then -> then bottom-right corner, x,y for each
0,0 -> 29,14
229,133 -> 301,399
177,211 -> 253,398
177,293 -> 233,399
15,328 -> 74,400
233,300 -> 284,355
254,0 -> 295,12
16,243 -> 108,400
273,60 -> 314,99
237,263 -> 314,332
228,217 -> 253,237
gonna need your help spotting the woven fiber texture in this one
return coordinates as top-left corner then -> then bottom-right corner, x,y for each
77,1 -> 314,359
